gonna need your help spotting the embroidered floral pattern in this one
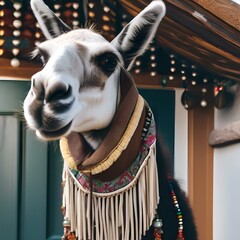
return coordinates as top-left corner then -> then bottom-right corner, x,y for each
71,109 -> 156,193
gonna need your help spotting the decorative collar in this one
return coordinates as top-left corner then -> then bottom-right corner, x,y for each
60,69 -> 146,181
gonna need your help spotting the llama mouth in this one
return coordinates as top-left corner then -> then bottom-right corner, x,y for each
39,121 -> 72,139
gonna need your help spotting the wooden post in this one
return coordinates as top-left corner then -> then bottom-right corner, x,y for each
188,105 -> 214,240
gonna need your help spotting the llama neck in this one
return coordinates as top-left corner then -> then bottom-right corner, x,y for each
82,127 -> 111,150
81,69 -> 137,151
81,79 -> 120,150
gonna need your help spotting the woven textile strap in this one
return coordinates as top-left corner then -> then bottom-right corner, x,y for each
60,69 -> 145,178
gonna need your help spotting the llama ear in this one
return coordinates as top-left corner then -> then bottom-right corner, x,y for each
111,0 -> 166,70
31,0 -> 71,39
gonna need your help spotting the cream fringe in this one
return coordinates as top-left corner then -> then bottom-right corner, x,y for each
62,142 -> 159,240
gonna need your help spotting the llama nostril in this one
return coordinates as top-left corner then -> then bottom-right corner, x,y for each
46,84 -> 72,102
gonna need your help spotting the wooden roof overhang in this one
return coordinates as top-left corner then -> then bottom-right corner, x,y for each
120,0 -> 240,82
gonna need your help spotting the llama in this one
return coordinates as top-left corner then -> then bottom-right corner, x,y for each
23,0 -> 197,239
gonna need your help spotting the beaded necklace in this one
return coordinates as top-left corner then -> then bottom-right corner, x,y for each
153,176 -> 185,240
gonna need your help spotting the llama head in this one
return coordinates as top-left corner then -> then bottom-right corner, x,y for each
23,0 -> 166,142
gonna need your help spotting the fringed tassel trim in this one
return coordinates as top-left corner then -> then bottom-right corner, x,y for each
62,142 -> 159,240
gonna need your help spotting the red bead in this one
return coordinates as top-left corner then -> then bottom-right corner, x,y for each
153,228 -> 162,240
177,232 -> 185,240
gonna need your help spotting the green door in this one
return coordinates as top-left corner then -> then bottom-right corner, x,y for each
0,80 -> 61,240
139,88 -> 175,173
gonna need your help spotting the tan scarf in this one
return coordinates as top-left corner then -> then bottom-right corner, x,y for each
60,70 -> 159,240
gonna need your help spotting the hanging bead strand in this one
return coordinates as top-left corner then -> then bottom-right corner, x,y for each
88,0 -> 95,23
11,0 -> 23,67
72,2 -> 80,29
134,59 -> 141,74
53,0 -> 62,18
200,87 -> 208,108
102,2 -> 115,40
168,177 -> 185,240
191,64 -> 197,86
34,21 -> 42,46
153,214 -> 163,239
0,0 -> 5,57
168,54 -> 175,81
181,63 -> 187,81
149,40 -> 158,77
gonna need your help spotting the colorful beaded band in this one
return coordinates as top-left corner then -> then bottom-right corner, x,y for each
168,179 -> 185,240
153,177 -> 185,240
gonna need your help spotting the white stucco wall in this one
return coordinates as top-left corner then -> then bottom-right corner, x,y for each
174,89 -> 188,194
213,90 -> 240,240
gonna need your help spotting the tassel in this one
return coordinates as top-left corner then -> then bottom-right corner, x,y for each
153,215 -> 163,240
61,142 -> 159,240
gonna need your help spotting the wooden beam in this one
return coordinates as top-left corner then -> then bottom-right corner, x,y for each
193,0 -> 240,31
0,58 -> 186,88
188,105 -> 214,240
0,58 -> 40,80
131,72 -> 184,88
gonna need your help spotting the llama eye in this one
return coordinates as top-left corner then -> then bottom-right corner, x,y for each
101,57 -> 117,72
95,52 -> 118,75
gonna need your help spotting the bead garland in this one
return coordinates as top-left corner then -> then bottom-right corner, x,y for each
169,177 -> 185,240
0,1 -> 5,58
61,210 -> 77,240
72,2 -> 80,29
153,177 -> 185,240
153,214 -> 163,240
11,1 -> 22,67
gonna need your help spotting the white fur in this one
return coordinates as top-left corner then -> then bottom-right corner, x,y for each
31,0 -> 71,39
24,0 -> 166,145
24,30 -> 121,138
